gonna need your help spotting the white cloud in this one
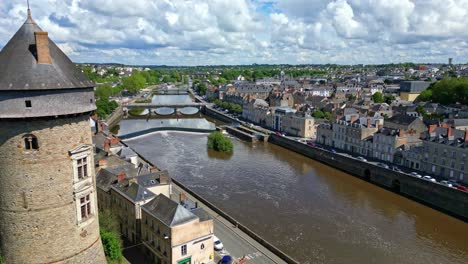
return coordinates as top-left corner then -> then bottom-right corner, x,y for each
1,0 -> 468,65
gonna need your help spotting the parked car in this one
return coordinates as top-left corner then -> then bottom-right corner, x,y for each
439,180 -> 453,187
219,256 -> 232,264
456,185 -> 468,192
307,142 -> 315,147
356,156 -> 367,162
213,236 -> 224,251
377,163 -> 389,169
275,132 -> 282,136
391,166 -> 402,172
422,176 -> 436,182
448,180 -> 461,187
330,149 -> 337,153
410,172 -> 422,178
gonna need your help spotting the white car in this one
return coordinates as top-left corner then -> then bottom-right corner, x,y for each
423,176 -> 436,182
356,156 -> 367,162
439,180 -> 453,187
213,235 -> 224,251
410,172 -> 422,178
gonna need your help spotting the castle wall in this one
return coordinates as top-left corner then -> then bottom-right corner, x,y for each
0,115 -> 106,264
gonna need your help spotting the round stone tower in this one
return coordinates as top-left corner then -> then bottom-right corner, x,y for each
0,8 -> 106,264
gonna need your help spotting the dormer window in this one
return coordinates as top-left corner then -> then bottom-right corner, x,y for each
25,100 -> 32,108
23,134 -> 38,150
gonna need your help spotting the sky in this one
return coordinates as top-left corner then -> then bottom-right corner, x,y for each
1,0 -> 468,66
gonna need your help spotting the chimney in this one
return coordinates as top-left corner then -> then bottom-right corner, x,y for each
378,123 -> 383,130
428,124 -> 437,133
447,127 -> 453,137
34,32 -> 52,64
159,173 -> 169,184
110,136 -> 120,145
465,131 -> 468,142
98,159 -> 107,168
366,118 -> 371,128
150,166 -> 159,173
117,171 -> 126,183
441,122 -> 448,128
104,139 -> 110,152
350,115 -> 357,124
179,192 -> 186,205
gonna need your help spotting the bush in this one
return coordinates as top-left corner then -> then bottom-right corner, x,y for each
128,107 -> 145,116
207,131 -> 233,153
99,210 -> 123,263
101,230 -> 123,263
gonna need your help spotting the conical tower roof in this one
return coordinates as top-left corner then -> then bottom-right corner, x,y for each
0,10 -> 94,90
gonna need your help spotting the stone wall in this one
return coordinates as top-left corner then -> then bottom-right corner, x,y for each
105,104 -> 124,128
268,134 -> 468,221
0,115 -> 106,264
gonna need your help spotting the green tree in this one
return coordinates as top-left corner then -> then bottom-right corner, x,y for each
372,92 -> 385,103
95,84 -> 113,99
122,73 -> 146,93
415,105 -> 426,116
384,95 -> 396,104
196,83 -> 207,95
96,98 -> 119,118
312,110 -> 325,119
207,131 -> 233,152
324,112 -> 332,121
417,89 -> 433,102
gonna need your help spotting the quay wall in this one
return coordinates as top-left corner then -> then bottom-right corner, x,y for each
105,104 -> 124,128
268,134 -> 468,222
225,126 -> 258,142
203,107 -> 238,124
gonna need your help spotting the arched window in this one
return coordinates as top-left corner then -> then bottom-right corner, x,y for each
23,134 -> 39,150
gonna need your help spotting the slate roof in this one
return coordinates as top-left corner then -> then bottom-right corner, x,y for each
135,170 -> 171,188
191,208 -> 212,222
113,180 -> 156,202
142,194 -> 198,227
0,11 -> 94,90
386,114 -> 419,126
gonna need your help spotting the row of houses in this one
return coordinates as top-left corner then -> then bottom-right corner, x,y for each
93,133 -> 215,264
316,114 -> 468,184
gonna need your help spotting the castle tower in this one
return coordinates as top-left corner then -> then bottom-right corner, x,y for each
0,7 -> 106,264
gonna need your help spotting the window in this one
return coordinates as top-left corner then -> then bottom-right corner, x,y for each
23,134 -> 39,150
80,194 -> 92,220
25,100 -> 32,108
452,151 -> 456,158
77,157 -> 88,179
181,244 -> 187,256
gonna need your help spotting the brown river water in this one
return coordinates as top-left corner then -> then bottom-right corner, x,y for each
123,126 -> 468,264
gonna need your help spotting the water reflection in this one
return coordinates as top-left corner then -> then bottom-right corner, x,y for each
152,94 -> 192,104
207,148 -> 233,160
154,107 -> 175,115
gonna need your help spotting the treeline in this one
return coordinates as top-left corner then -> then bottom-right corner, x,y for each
213,99 -> 242,114
418,77 -> 468,105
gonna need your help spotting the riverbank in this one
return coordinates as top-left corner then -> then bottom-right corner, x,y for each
118,136 -> 298,264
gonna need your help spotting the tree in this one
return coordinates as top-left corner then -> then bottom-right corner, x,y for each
324,112 -> 332,121
196,83 -> 207,95
415,105 -> 426,116
372,92 -> 385,103
384,95 -> 396,104
417,89 -> 432,102
312,110 -> 325,119
95,84 -> 113,99
207,131 -> 233,153
96,98 -> 119,118
122,73 -> 146,93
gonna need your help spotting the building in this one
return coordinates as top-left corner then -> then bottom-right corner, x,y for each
384,114 -> 427,134
270,108 -> 315,138
399,81 -> 431,101
0,7 -> 106,263
372,128 -> 421,163
419,125 -> 468,183
141,195 -> 214,264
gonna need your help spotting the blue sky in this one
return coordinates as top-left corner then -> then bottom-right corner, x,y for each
1,0 -> 468,65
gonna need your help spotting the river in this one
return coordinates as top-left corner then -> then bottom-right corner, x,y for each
122,127 -> 468,264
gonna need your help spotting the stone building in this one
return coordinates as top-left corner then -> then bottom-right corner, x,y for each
141,195 -> 214,264
372,128 -> 422,163
0,8 -> 106,263
419,125 -> 468,183
399,81 -> 430,101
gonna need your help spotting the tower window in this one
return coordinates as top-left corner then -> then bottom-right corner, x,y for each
25,100 -> 32,108
80,194 -> 92,220
77,157 -> 88,179
23,134 -> 39,150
